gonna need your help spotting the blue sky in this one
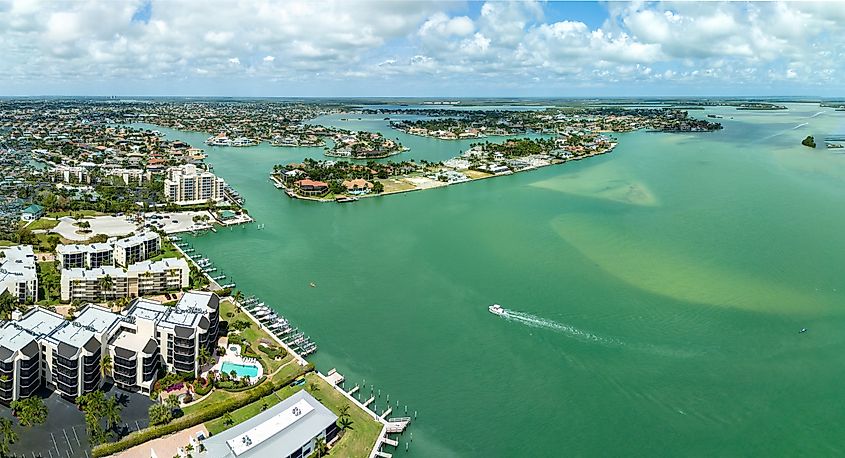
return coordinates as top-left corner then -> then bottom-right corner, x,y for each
1,0 -> 844,97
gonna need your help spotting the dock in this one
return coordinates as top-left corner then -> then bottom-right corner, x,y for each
386,417 -> 411,434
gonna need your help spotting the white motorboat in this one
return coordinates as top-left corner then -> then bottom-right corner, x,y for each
488,304 -> 507,317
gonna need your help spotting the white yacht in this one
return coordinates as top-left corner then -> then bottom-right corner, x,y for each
488,304 -> 507,317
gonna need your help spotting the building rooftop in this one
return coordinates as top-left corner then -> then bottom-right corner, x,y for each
113,231 -> 158,249
0,322 -> 40,361
200,391 -> 337,458
127,257 -> 188,274
62,266 -> 126,280
0,245 -> 37,289
16,307 -> 66,337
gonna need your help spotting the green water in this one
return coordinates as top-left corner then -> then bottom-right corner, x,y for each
141,103 -> 845,456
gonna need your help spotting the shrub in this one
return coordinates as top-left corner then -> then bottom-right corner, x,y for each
91,368 -> 308,457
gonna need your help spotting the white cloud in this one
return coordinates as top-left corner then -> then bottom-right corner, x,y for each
0,0 -> 844,95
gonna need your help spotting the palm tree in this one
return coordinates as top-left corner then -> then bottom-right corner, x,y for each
310,437 -> 329,457
337,415 -> 354,432
103,396 -> 122,432
232,290 -> 243,313
165,394 -> 180,412
98,274 -> 114,301
223,412 -> 234,426
0,417 -> 18,457
198,346 -> 211,367
101,354 -> 113,381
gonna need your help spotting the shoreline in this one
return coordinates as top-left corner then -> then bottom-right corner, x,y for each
272,143 -> 616,203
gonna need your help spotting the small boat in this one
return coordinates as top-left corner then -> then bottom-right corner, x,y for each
488,304 -> 507,317
800,328 -> 807,333
335,196 -> 358,203
309,282 -> 317,288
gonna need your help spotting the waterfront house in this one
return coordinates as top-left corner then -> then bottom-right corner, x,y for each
341,178 -> 374,194
198,390 -> 338,458
294,179 -> 329,197
19,204 -> 44,222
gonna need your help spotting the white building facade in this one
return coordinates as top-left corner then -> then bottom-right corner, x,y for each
164,164 -> 226,206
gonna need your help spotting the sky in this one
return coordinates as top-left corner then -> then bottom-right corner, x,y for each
1,0 -> 844,97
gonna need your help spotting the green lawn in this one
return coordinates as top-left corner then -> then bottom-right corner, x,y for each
202,373 -> 382,457
149,239 -> 184,262
27,218 -> 59,231
219,298 -> 288,373
46,209 -> 103,218
0,240 -> 15,247
304,373 -> 382,457
204,383 -> 303,434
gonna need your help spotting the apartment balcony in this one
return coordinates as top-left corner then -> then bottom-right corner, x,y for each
19,374 -> 41,391
53,364 -> 78,379
56,378 -> 79,396
113,372 -> 136,386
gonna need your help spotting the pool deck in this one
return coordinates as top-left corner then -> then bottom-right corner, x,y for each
207,343 -> 264,382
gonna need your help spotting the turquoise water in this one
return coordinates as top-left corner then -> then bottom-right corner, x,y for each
138,103 -> 845,456
221,362 -> 259,378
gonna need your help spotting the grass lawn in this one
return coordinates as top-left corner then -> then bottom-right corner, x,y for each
219,299 -> 288,373
0,240 -> 16,247
149,239 -> 184,262
46,209 -> 103,218
304,373 -> 382,457
202,373 -> 382,458
27,218 -> 59,231
204,383 -> 303,435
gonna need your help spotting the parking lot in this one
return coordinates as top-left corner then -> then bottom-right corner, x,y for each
2,385 -> 154,458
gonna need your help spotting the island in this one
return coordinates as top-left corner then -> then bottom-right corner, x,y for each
325,130 -> 407,159
271,133 -> 616,202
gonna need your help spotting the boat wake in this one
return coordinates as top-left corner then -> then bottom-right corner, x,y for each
498,307 -> 699,358
811,111 -> 826,118
792,122 -> 808,130
502,308 -> 622,347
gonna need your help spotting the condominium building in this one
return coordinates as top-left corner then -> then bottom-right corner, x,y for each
56,243 -> 114,269
0,245 -> 38,303
113,232 -> 161,267
164,164 -> 226,205
0,291 -> 220,403
60,258 -> 189,302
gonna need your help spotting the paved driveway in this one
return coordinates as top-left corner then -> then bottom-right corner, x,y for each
2,385 -> 154,458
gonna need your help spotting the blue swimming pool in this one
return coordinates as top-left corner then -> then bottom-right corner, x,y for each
221,362 -> 259,378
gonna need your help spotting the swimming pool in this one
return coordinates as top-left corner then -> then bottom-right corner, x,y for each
221,361 -> 259,378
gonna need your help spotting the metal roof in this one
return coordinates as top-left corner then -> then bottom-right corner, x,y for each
200,390 -> 337,458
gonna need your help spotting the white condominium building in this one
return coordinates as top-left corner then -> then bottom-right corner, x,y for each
0,245 -> 38,303
113,232 -> 161,267
164,164 -> 226,205
56,243 -> 114,269
57,232 -> 160,270
60,257 -> 189,302
0,291 -> 220,402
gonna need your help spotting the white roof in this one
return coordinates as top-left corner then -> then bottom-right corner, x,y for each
16,308 -> 66,337
113,231 -> 159,249
62,266 -> 126,280
227,399 -> 315,456
127,257 -> 188,273
0,245 -> 37,289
